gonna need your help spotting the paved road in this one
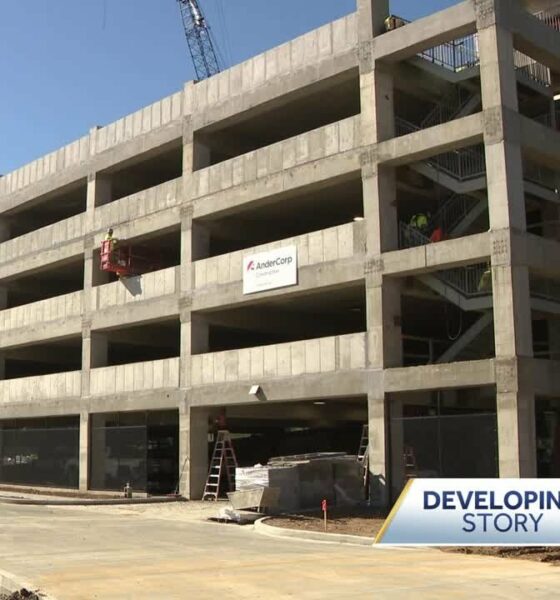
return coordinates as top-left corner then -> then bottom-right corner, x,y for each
0,502 -> 558,599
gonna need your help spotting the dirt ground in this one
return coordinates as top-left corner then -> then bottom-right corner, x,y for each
266,506 -> 386,538
446,546 -> 560,565
0,590 -> 41,600
266,508 -> 560,566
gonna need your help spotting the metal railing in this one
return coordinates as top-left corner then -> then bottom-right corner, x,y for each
399,195 -> 482,250
533,4 -> 560,30
438,263 -> 491,298
421,87 -> 476,130
427,145 -> 487,181
433,193 -> 480,233
395,117 -> 487,180
392,5 -> 559,86
399,221 -> 431,248
531,107 -> 560,131
524,160 -> 559,191
402,335 -> 449,366
530,276 -> 560,304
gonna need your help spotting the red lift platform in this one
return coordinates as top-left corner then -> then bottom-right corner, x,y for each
100,240 -> 159,277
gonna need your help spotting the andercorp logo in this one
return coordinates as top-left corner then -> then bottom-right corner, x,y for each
248,255 -> 293,271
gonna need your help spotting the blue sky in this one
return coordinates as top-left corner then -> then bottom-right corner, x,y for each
0,0 -> 455,175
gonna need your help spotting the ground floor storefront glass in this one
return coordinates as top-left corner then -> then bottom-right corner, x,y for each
0,416 -> 79,488
90,410 -> 178,494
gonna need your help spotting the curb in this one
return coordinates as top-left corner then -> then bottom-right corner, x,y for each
254,517 -> 375,546
0,567 -> 58,600
0,496 -> 185,507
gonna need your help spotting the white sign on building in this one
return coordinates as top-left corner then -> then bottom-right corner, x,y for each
243,246 -> 298,295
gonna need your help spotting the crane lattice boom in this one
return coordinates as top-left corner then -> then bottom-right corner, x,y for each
177,0 -> 222,81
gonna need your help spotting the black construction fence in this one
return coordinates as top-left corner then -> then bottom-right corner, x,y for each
90,409 -> 179,495
0,416 -> 80,488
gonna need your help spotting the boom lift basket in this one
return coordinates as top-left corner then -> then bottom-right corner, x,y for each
100,240 -> 159,277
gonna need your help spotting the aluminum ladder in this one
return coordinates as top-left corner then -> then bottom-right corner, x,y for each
202,430 -> 238,501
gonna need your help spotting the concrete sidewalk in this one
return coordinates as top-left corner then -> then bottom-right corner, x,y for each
0,502 -> 558,599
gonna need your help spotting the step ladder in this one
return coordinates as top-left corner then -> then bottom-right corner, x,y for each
357,424 -> 370,495
357,424 -> 369,465
202,430 -> 238,501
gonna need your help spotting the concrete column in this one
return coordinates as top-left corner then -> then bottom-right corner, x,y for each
179,406 -> 209,499
90,333 -> 109,368
87,173 -> 112,211
360,40 -> 399,504
389,395 -> 405,499
368,381 -> 389,507
478,1 -> 537,477
180,205 -> 194,293
366,270 -> 401,508
366,273 -> 403,369
363,164 -> 398,255
496,361 -> 536,477
179,302 -> 192,389
356,0 -> 390,40
81,328 -> 108,396
78,411 -> 90,491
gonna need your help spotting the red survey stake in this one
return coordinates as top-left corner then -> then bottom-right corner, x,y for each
322,499 -> 328,532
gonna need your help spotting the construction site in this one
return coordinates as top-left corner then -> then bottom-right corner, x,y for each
0,0 -> 559,513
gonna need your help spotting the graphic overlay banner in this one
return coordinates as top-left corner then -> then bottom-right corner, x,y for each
376,479 -> 560,545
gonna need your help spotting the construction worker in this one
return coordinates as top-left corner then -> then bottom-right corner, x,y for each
409,212 -> 431,235
430,225 -> 444,243
103,228 -> 126,272
478,266 -> 493,292
105,228 -> 117,247
384,15 -> 406,31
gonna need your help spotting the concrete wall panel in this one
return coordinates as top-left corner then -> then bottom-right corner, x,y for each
89,358 -> 179,396
190,333 -> 366,386
194,221 -> 361,289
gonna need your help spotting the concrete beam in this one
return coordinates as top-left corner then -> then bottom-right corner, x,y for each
192,149 -> 362,217
192,256 -> 365,312
382,233 -> 491,277
371,1 -> 476,64
508,3 -> 560,74
377,113 -> 484,166
384,359 -> 496,392
189,370 -> 369,407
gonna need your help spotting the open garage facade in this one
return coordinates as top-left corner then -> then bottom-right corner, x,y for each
0,0 -> 559,505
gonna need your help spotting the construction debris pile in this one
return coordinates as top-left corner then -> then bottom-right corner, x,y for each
236,452 -> 364,511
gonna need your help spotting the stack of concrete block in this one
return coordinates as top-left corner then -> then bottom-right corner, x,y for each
236,453 -> 364,511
